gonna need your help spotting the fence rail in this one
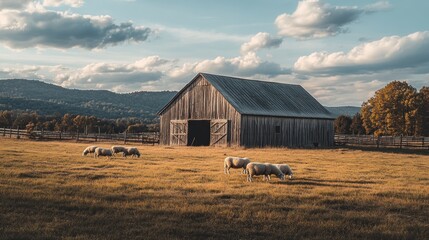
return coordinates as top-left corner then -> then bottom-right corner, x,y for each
0,127 -> 159,145
335,134 -> 429,150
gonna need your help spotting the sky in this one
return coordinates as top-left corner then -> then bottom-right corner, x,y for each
0,0 -> 428,107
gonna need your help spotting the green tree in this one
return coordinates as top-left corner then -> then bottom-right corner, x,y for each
334,115 -> 352,134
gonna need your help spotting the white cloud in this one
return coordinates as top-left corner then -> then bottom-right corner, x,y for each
240,32 -> 283,54
169,52 -> 290,79
0,0 -> 83,10
0,0 -> 33,10
275,0 -> 388,39
0,5 -> 152,49
43,0 -> 84,7
52,56 -> 169,91
294,31 -> 429,75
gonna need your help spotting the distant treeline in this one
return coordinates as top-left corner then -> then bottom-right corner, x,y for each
334,81 -> 429,137
0,110 -> 159,134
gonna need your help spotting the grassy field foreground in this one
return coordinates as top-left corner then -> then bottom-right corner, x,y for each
0,139 -> 428,239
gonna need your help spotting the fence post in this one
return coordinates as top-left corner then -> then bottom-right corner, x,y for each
124,131 -> 127,144
376,135 -> 380,148
41,128 -> 44,139
3,127 -> 5,136
76,130 -> 79,142
9,127 -> 12,138
59,131 -> 62,140
400,135 -> 403,149
422,137 -> 425,149
17,127 -> 20,139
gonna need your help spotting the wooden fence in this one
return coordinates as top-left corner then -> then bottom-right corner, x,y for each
0,127 -> 159,145
335,134 -> 429,150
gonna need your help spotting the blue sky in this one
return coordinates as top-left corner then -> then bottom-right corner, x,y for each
1,0 -> 428,106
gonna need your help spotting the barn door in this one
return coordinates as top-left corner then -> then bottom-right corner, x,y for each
210,119 -> 229,147
170,120 -> 188,146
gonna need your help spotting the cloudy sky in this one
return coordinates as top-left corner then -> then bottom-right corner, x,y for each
1,0 -> 428,106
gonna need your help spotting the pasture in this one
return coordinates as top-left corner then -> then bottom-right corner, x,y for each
0,139 -> 428,239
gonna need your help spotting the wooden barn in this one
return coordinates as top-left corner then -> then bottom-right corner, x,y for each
157,73 -> 335,147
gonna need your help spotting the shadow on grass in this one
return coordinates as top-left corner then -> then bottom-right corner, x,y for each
336,145 -> 429,156
271,178 -> 374,188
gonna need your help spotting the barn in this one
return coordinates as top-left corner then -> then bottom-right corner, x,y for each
157,73 -> 335,147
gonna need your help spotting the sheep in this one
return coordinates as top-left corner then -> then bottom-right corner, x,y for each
111,145 -> 127,156
94,147 -> 113,159
274,164 -> 293,179
123,147 -> 140,158
224,156 -> 251,175
82,145 -> 98,156
246,163 -> 285,182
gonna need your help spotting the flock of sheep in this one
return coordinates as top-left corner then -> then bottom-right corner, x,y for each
82,145 -> 141,158
224,156 -> 293,182
82,146 -> 292,183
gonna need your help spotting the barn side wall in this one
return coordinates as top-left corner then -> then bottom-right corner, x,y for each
240,115 -> 334,147
159,76 -> 241,146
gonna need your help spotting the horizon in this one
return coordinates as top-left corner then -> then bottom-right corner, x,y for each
1,0 -> 428,106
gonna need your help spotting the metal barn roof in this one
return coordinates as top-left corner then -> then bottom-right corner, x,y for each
158,73 -> 335,119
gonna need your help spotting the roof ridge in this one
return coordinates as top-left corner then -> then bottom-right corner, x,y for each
200,72 -> 301,87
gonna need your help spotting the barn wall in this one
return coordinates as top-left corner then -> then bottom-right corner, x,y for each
160,76 -> 241,146
240,115 -> 334,147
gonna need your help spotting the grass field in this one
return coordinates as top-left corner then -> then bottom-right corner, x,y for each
0,138 -> 428,239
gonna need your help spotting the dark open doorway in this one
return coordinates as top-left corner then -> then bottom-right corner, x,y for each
187,120 -> 210,146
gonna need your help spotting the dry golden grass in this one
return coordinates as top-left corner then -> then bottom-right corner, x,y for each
0,138 -> 428,239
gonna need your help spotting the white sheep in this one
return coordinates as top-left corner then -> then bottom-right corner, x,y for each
246,163 -> 285,182
94,147 -> 113,159
224,156 -> 251,174
123,147 -> 140,158
111,145 -> 127,156
274,164 -> 293,179
82,145 -> 98,156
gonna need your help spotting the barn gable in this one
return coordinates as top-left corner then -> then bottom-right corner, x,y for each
158,73 -> 335,147
159,73 -> 335,119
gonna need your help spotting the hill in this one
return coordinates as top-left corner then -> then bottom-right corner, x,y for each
325,106 -> 360,117
0,79 -> 359,120
0,79 -> 176,120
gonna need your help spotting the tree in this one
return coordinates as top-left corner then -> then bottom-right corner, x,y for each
417,86 -> 429,136
350,113 -> 365,135
0,111 -> 14,127
360,81 -> 420,136
334,115 -> 352,134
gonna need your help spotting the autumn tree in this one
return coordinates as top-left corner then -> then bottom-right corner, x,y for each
334,115 -> 352,134
350,113 -> 365,135
417,86 -> 429,136
360,81 -> 421,136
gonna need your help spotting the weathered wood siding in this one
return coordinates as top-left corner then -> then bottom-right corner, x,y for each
160,76 -> 241,146
240,115 -> 334,147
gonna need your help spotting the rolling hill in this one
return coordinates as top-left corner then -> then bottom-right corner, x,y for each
0,79 -> 176,120
0,79 -> 359,120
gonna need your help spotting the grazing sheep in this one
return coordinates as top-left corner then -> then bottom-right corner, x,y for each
94,147 -> 113,159
274,164 -> 293,179
111,145 -> 127,156
82,145 -> 98,156
246,163 -> 285,182
224,156 -> 251,174
123,147 -> 140,158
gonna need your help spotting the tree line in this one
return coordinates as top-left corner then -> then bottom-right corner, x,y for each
0,110 -> 159,134
334,81 -> 429,136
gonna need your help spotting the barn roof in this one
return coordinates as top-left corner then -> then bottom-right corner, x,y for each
158,73 -> 335,119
